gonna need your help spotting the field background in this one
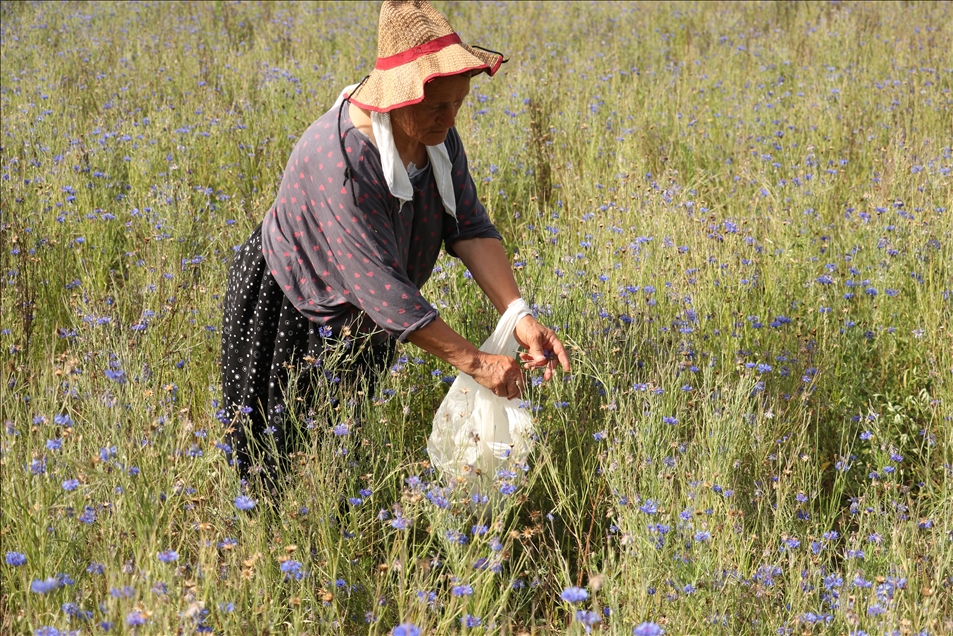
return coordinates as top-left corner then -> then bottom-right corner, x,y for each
1,1 -> 951,634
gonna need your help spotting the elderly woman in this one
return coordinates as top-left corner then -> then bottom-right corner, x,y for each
221,0 -> 569,480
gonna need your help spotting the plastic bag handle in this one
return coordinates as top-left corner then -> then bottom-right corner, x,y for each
478,298 -> 532,357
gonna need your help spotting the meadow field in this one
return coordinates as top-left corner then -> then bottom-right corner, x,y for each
1,1 -> 951,634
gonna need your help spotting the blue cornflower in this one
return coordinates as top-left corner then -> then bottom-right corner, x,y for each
633,622 -> 664,636
451,584 -> 473,597
34,627 -> 62,636
31,577 -> 61,594
561,586 -> 589,603
157,550 -> 178,563
280,559 -> 304,580
126,610 -> 147,627
640,499 -> 658,515
234,495 -> 256,511
6,551 -> 27,566
462,614 -> 482,628
662,416 -> 677,425
111,586 -> 135,598
575,609 -> 602,633
392,624 -> 421,636
694,531 -> 711,543
62,478 -> 80,491
46,438 -> 62,451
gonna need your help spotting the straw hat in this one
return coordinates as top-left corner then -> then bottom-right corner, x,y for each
349,0 -> 504,113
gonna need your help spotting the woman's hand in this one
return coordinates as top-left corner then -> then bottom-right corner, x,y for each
407,318 -> 526,399
514,315 -> 571,382
469,352 -> 525,400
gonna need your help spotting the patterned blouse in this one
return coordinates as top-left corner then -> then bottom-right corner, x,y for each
261,103 -> 501,342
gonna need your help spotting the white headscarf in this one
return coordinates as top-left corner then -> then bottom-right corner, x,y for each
333,85 -> 457,220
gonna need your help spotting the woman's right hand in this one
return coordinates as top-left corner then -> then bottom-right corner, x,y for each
406,318 -> 525,399
469,352 -> 525,400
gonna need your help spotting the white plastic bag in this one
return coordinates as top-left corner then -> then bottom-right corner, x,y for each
427,298 -> 535,488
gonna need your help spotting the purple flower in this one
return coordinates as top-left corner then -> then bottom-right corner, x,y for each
234,495 -> 256,511
62,479 -> 80,491
781,537 -> 800,550
451,584 -> 473,596
561,586 -> 589,603
31,577 -> 61,594
126,610 -> 147,627
639,499 -> 658,515
633,622 -> 664,636
280,559 -> 304,580
575,609 -> 602,632
78,506 -> 96,524
392,624 -> 421,636
157,550 -> 178,563
6,551 -> 27,566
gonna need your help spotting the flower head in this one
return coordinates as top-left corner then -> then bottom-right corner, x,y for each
6,551 -> 27,567
560,586 -> 589,603
633,622 -> 664,636
392,624 -> 421,636
157,550 -> 178,563
234,495 -> 256,511
31,577 -> 61,594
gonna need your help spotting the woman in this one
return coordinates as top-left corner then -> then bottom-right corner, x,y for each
221,0 -> 570,483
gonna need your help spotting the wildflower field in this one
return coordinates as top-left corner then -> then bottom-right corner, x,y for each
1,1 -> 951,634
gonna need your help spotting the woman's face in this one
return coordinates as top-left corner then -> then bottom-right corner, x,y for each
391,73 -> 471,147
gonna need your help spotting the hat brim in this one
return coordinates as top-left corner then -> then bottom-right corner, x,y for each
349,43 -> 503,113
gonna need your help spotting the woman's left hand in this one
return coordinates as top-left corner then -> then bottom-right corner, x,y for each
513,315 -> 571,382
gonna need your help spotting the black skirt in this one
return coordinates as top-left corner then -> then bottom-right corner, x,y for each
220,223 -> 394,480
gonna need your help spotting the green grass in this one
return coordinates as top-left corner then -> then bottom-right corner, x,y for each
1,1 -> 951,634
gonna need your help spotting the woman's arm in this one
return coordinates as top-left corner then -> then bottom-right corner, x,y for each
450,237 -> 521,312
406,317 -> 525,399
451,237 -> 571,382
